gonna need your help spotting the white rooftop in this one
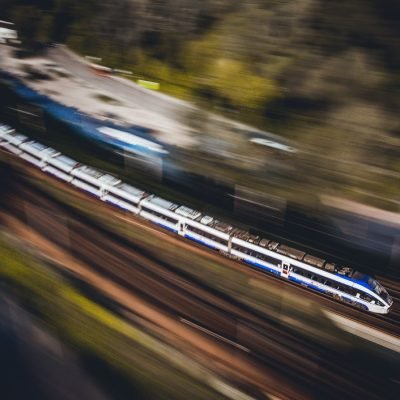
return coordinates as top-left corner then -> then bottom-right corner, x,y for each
97,126 -> 168,154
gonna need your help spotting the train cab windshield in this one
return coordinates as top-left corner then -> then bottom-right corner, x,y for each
368,278 -> 393,305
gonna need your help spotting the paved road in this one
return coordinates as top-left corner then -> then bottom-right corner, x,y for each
46,45 -> 287,143
47,45 -> 193,121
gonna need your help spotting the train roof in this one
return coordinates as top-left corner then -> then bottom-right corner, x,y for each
26,141 -> 48,152
52,154 -> 79,168
7,131 -> 28,145
231,228 -> 358,277
276,244 -> 306,261
74,165 -> 105,179
114,182 -> 145,197
20,141 -> 59,157
147,196 -> 179,211
46,154 -> 80,174
175,205 -> 201,220
233,230 -> 260,244
200,215 -> 214,225
210,220 -> 234,234
343,271 -> 374,290
98,174 -> 121,186
0,124 -> 14,136
72,165 -> 121,186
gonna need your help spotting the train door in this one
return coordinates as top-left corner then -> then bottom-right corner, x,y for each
281,262 -> 290,278
178,221 -> 185,236
99,185 -> 107,200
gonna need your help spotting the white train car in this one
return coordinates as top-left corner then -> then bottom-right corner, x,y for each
19,141 -> 60,168
71,165 -> 121,197
0,128 -> 28,154
139,196 -> 180,232
103,182 -> 146,214
0,123 -> 393,314
44,154 -> 80,182
183,217 -> 232,252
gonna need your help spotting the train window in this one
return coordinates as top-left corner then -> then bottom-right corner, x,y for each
233,244 -> 243,253
341,286 -> 355,296
315,275 -> 324,283
261,254 -> 279,266
143,207 -> 178,224
232,244 -> 280,266
213,236 -> 227,245
233,245 -> 256,258
187,225 -> 202,235
359,292 -> 372,302
108,192 -> 139,207
187,226 -> 227,245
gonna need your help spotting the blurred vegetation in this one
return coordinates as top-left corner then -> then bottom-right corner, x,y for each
2,0 -> 400,118
0,232 -> 227,400
3,1 -> 400,122
2,0 -> 400,208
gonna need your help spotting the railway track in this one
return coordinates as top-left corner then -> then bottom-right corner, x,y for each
8,164 -> 400,337
0,164 -> 399,398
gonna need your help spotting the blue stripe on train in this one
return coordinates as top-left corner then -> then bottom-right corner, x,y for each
243,258 -> 280,277
154,222 -> 177,233
175,233 -> 368,310
288,277 -> 368,309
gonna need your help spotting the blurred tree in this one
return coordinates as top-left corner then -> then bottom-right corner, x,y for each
10,5 -> 43,48
2,0 -> 400,206
208,58 -> 279,111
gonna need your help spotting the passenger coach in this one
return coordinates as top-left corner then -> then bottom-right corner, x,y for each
0,124 -> 393,314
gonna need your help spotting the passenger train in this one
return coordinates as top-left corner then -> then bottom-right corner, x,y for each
0,124 -> 393,314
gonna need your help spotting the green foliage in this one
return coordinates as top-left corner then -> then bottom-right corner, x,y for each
3,0 -> 400,206
10,6 -> 43,47
4,0 -> 400,122
0,235 -> 225,400
206,58 -> 280,110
